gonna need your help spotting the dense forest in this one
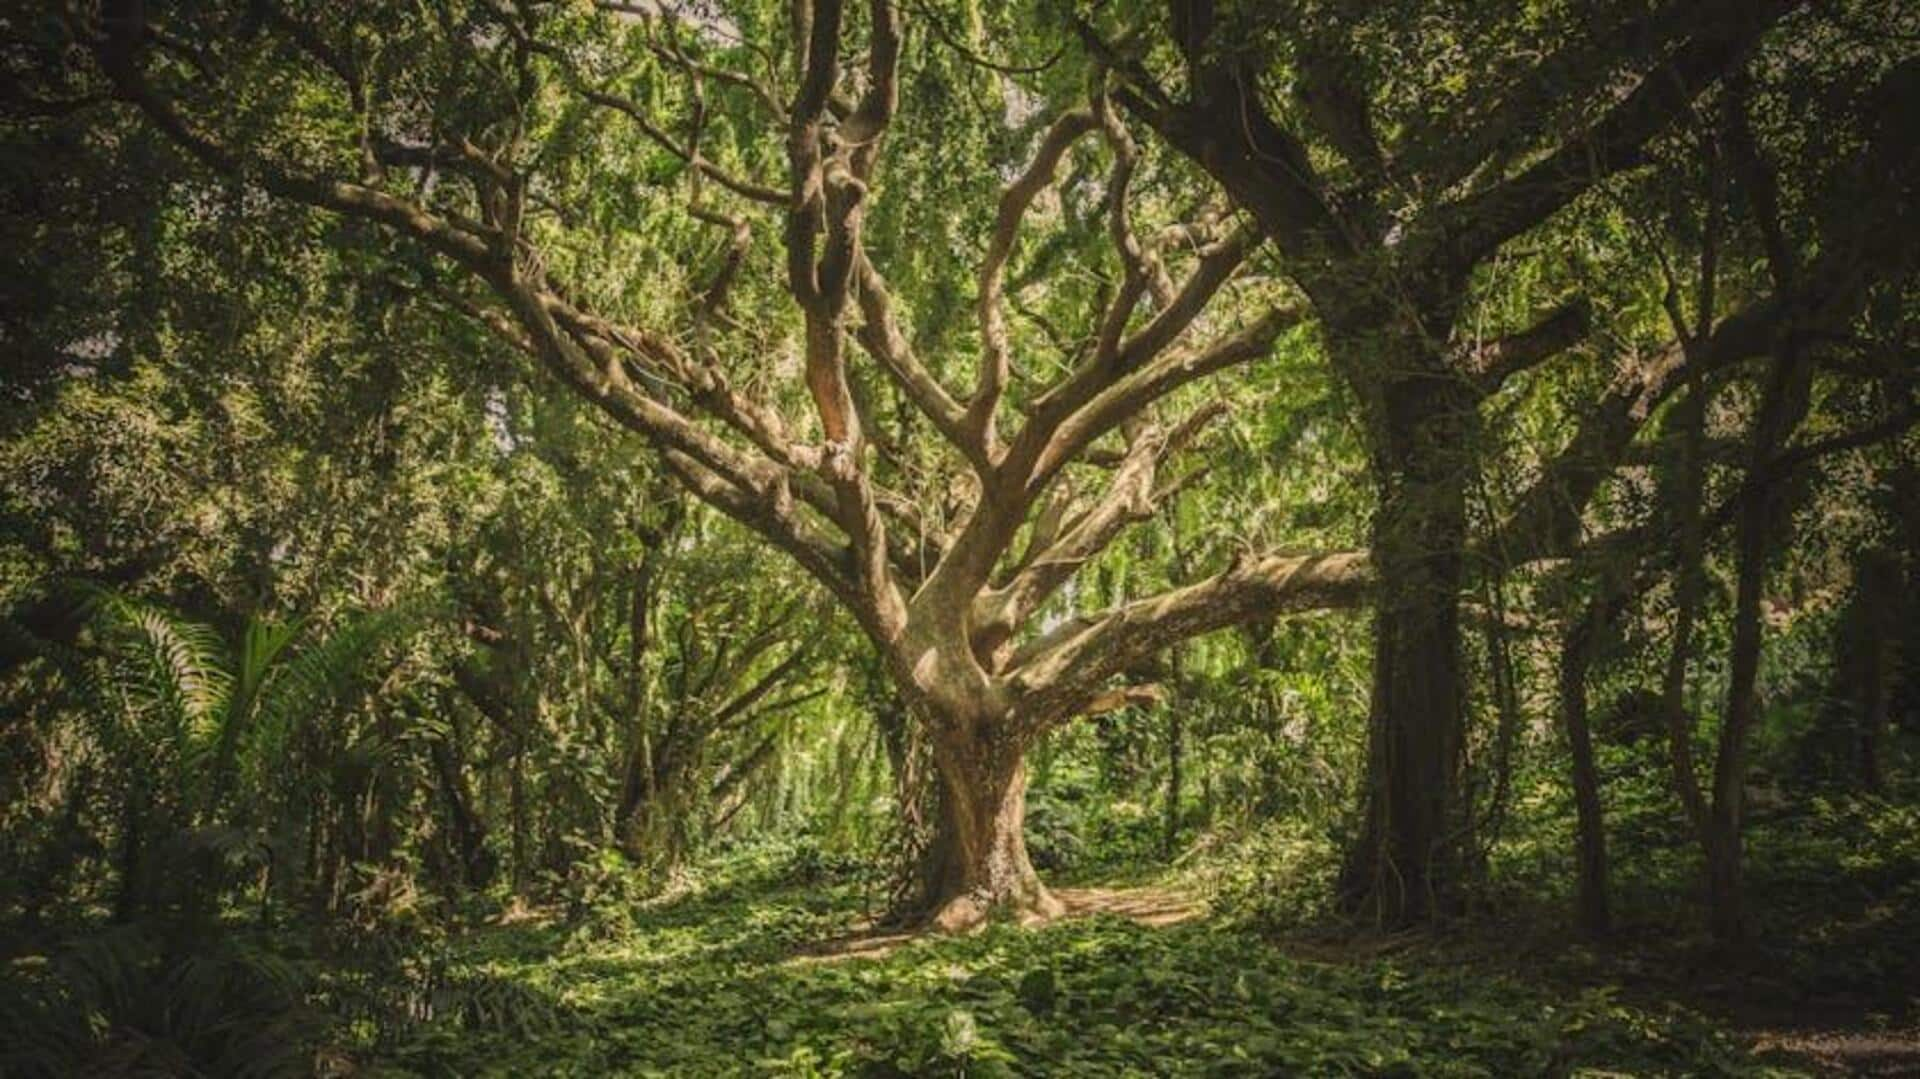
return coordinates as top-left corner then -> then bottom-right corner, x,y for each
2,0 -> 1917,1074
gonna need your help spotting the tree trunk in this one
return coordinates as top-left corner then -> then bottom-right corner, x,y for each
617,517 -> 669,854
1708,333 -> 1813,944
1559,599 -> 1613,938
1708,538 -> 1764,945
1844,548 -> 1900,792
112,782 -> 146,923
508,743 -> 528,890
915,720 -> 1059,932
872,688 -> 934,914
1660,384 -> 1713,843
1164,706 -> 1184,859
430,732 -> 495,889
1338,382 -> 1474,926
1704,814 -> 1745,945
1478,594 -> 1524,864
1860,641 -> 1889,794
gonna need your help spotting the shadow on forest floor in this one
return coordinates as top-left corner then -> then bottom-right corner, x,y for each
1280,887 -> 1920,1078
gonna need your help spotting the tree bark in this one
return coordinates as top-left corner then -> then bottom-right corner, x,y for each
1708,530 -> 1765,945
914,719 -> 1059,931
508,741 -> 529,889
1841,548 -> 1900,792
871,685 -> 934,913
1559,599 -> 1613,938
112,781 -> 147,923
1164,705 -> 1184,859
1478,583 -> 1524,861
1708,330 -> 1813,943
430,729 -> 495,889
1337,380 -> 1475,927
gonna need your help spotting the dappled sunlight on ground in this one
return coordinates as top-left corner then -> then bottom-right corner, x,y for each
791,882 -> 1206,964
1749,1027 -> 1920,1076
1054,884 -> 1207,926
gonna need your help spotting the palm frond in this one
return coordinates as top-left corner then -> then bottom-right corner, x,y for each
85,589 -> 234,758
201,616 -> 306,818
233,616 -> 305,721
249,602 -> 428,796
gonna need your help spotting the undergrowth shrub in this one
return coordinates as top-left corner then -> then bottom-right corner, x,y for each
1197,819 -> 1339,930
0,924 -> 320,1078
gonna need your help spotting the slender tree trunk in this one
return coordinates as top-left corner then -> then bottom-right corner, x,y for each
915,717 -> 1058,932
1709,327 -> 1813,943
1164,706 -> 1184,859
1709,529 -> 1767,945
1559,599 -> 1613,938
1702,819 -> 1745,944
322,790 -> 345,912
1859,640 -> 1890,794
112,782 -> 146,923
430,732 -> 495,888
1843,548 -> 1900,792
617,507 -> 672,853
508,742 -> 528,890
1479,599 -> 1524,861
1702,86 -> 1816,946
1893,469 -> 1920,735
1661,388 -> 1714,844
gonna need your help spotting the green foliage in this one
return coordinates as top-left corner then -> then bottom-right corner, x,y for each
0,926 -> 320,1079
312,865 -> 1779,1077
1197,818 -> 1341,931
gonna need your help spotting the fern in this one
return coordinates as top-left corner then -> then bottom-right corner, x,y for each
0,926 -> 321,1079
94,591 -> 233,743
10,585 -> 431,916
248,603 -> 425,799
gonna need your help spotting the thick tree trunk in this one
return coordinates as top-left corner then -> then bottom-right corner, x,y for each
1338,381 -> 1474,926
914,721 -> 1059,932
1340,588 -> 1465,924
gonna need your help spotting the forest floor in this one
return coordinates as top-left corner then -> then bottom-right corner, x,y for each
312,833 -> 1913,1077
1269,911 -> 1920,1078
8,801 -> 1913,1076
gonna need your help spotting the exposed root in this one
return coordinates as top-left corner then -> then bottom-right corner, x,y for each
926,884 -> 1065,934
791,883 -> 1203,964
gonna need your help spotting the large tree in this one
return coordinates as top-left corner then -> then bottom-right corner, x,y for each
1089,0 -> 1916,924
66,0 -> 1375,928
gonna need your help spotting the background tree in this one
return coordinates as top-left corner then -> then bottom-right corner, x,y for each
1085,0 -> 1916,927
